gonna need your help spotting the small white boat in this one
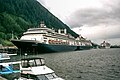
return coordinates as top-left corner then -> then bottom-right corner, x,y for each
19,57 -> 64,80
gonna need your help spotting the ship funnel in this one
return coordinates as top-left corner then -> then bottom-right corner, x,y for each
58,29 -> 61,34
64,29 -> 67,34
40,21 -> 45,27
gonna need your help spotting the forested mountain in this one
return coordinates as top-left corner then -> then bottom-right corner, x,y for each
0,0 -> 78,46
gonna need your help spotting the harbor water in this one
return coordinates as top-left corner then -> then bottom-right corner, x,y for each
2,48 -> 120,80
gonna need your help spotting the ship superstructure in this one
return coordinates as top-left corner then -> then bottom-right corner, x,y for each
21,22 -> 79,46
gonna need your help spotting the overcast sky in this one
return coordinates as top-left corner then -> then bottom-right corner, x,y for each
38,0 -> 120,45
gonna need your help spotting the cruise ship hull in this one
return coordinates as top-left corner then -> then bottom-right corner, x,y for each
11,40 -> 77,54
11,40 -> 92,54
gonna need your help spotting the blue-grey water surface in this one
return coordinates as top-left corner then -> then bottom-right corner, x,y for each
9,48 -> 120,80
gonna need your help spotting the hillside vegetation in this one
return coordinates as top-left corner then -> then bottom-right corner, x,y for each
0,0 -> 78,46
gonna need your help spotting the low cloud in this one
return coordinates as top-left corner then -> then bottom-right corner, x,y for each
67,7 -> 120,28
66,0 -> 120,42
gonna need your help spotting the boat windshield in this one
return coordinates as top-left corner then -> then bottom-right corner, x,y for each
37,73 -> 58,80
21,58 -> 45,68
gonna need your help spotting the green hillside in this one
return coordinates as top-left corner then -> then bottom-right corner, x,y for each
0,0 -> 78,46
